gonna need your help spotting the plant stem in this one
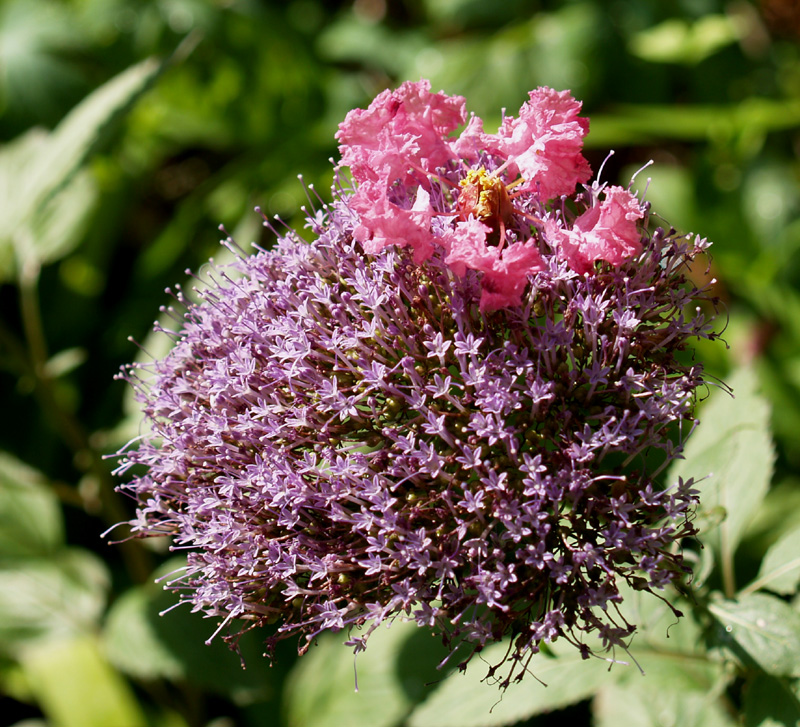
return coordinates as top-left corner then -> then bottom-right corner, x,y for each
16,248 -> 152,582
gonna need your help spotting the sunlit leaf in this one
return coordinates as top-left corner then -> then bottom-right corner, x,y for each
709,593 -> 800,677
629,15 -> 740,65
594,680 -> 736,727
405,639 -> 616,727
743,477 -> 800,557
0,549 -> 109,653
744,526 -> 800,596
21,634 -> 146,727
25,56 -> 163,213
581,580 -> 733,725
669,367 -> 774,567
103,558 -> 275,702
285,619 -> 449,727
0,55 -> 166,280
0,452 -> 63,559
24,168 -> 99,272
612,582 -> 705,656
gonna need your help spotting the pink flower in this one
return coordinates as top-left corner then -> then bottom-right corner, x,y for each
336,80 -> 466,184
451,114 -> 504,162
354,187 -> 434,263
546,186 -> 644,274
444,218 -> 546,310
336,80 -> 466,258
497,87 -> 591,200
334,81 -> 644,309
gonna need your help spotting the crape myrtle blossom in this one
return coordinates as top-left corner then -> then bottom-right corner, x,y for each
335,81 -> 602,309
113,80 -> 720,686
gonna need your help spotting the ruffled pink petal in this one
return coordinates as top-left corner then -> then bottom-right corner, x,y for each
547,186 -> 644,274
442,217 -> 491,273
479,241 -> 546,311
498,87 -> 590,200
452,114 -> 504,163
354,187 -> 434,263
444,219 -> 545,310
336,80 -> 466,183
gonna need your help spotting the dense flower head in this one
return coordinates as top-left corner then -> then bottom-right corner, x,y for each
114,81 -> 720,685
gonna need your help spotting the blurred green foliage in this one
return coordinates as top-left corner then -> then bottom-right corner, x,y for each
1,0 -> 800,725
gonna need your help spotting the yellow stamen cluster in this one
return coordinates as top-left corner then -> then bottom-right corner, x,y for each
458,168 -> 514,225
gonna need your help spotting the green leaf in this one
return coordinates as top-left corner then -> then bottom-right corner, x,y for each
21,634 -> 146,727
743,672 -> 800,727
628,15 -> 740,65
612,582 -> 706,657
103,558 -> 275,702
24,167 -> 99,273
0,548 -> 109,654
744,526 -> 800,596
587,99 -> 800,148
709,593 -> 800,677
284,619 -> 449,727
0,55 -> 166,280
583,581 -> 734,725
594,680 -> 737,727
742,477 -> 800,560
0,452 -> 63,558
25,56 -> 163,215
406,639 -> 616,727
669,367 -> 774,567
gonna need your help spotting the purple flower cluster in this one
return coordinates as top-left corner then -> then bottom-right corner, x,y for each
114,85 -> 719,684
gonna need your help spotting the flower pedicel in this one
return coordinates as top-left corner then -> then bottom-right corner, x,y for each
113,81 -> 720,686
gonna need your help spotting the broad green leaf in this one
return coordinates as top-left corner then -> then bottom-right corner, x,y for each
743,673 -> 800,727
669,367 -> 774,566
21,634 -> 146,727
709,593 -> 800,677
590,583 -> 731,727
24,167 -> 99,274
0,452 -> 63,558
103,558 -> 274,702
24,56 -> 162,217
0,656 -> 33,702
744,526 -> 800,596
629,15 -> 740,65
594,681 -> 736,727
0,55 -> 166,280
406,639 -> 616,727
612,582 -> 706,657
742,477 -> 800,558
284,619 -> 449,727
0,548 -> 109,653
